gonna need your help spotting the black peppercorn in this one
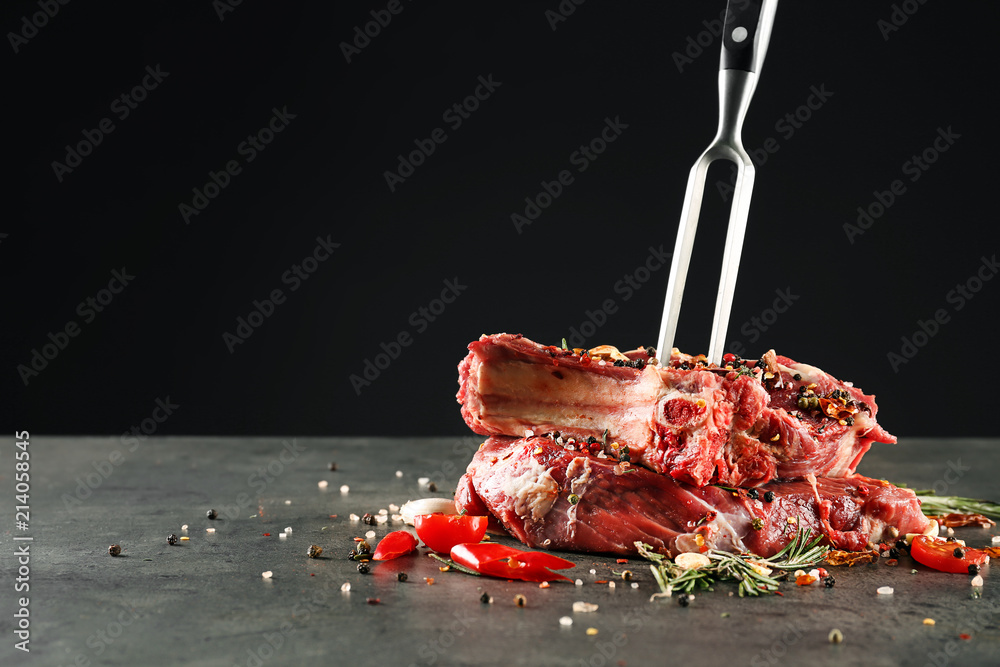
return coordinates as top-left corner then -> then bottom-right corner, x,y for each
793,373 -> 802,381
356,540 -> 371,555
357,561 -> 370,574
895,538 -> 908,551
328,462 -> 338,471
748,489 -> 759,500
946,536 -> 957,542
824,575 -> 836,588
888,547 -> 899,559
397,572 -> 408,582
428,482 -> 438,492
166,534 -> 178,545
968,563 -> 980,575
954,547 -> 965,558
362,513 -> 376,526
763,491 -> 775,503
108,544 -> 122,557
480,592 -> 491,603
678,595 -> 690,607
206,509 -> 218,520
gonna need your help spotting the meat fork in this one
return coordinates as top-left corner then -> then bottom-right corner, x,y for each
657,0 -> 778,365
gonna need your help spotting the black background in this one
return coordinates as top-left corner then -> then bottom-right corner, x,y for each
6,1 -> 998,439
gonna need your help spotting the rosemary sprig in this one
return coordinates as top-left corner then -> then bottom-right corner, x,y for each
428,553 -> 481,576
637,527 -> 829,599
911,491 -> 1000,520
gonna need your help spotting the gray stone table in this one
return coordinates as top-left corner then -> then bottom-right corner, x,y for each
1,436 -> 998,667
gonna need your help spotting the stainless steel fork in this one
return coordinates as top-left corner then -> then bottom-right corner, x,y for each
657,0 -> 778,365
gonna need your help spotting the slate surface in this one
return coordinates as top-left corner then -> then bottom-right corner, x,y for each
1,436 -> 998,667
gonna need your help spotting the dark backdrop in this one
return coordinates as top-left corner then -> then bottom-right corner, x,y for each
6,1 -> 998,438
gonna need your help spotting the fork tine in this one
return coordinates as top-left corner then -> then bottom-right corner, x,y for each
708,157 -> 755,363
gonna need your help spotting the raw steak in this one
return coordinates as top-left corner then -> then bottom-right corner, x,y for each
455,436 -> 929,558
458,333 -> 895,488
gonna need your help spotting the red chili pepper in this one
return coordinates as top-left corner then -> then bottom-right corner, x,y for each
450,543 -> 575,582
372,530 -> 419,561
911,535 -> 989,574
414,513 -> 488,553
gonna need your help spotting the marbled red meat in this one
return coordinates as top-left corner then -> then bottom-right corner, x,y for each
455,436 -> 929,557
458,333 -> 895,487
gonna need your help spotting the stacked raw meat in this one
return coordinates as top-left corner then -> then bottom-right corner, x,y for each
454,333 -> 929,557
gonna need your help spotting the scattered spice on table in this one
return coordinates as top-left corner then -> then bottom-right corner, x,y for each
108,545 -> 122,557
206,509 -> 218,520
307,545 -> 323,558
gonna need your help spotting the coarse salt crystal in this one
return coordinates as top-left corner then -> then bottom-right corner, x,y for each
575,579 -> 584,586
206,528 -> 216,533
992,535 -> 1000,545
395,471 -> 403,478
365,530 -> 376,539
261,571 -> 273,579
947,527 -> 955,536
279,533 -> 287,540
608,581 -> 616,589
525,429 -> 534,437
376,515 -> 388,524
877,586 -> 894,595
340,485 -> 349,494
631,583 -> 639,589
379,509 -> 388,515
350,513 -> 360,521
391,514 -> 402,522
284,500 -> 291,505
284,526 -> 293,534
971,575 -> 984,587
181,524 -> 188,531
389,503 -> 399,512
573,601 -> 598,613
418,477 -> 430,486
589,569 -> 597,575
318,481 -> 329,489
559,616 -> 573,627
341,582 -> 351,592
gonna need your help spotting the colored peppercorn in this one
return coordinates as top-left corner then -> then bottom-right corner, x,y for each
362,513 -> 376,526
166,534 -> 178,546
308,545 -> 323,559
108,544 -> 122,557
751,517 -> 764,530
514,594 -> 527,607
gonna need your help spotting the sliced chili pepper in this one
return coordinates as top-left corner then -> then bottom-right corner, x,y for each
911,535 -> 989,574
372,530 -> 419,561
414,513 -> 488,553
450,543 -> 574,582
